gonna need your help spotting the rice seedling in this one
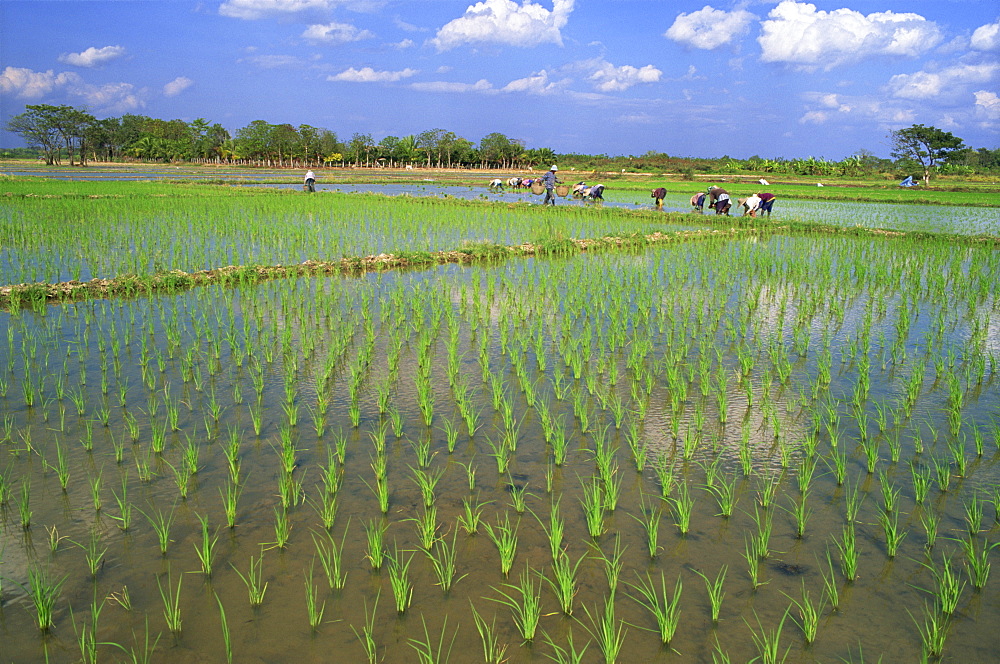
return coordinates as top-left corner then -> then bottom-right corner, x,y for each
835,524 -> 860,582
629,493 -> 662,558
819,548 -> 840,611
579,474 -> 606,538
470,603 -> 509,664
271,506 -> 292,550
211,592 -> 234,664
909,600 -> 950,660
920,555 -> 965,616
844,478 -> 865,524
489,564 -> 542,642
668,479 -> 694,536
303,560 -> 327,631
457,495 -> 486,534
963,492 -> 984,536
756,473 -> 781,510
408,615 -> 458,664
21,563 -> 67,632
878,507 -> 907,558
707,473 -> 738,518
155,566 -> 183,633
541,549 -> 585,615
579,594 -> 627,664
933,456 -> 952,492
626,571 -> 682,646
351,594 -> 381,662
954,535 -> 997,590
484,512 -> 519,577
426,527 -> 466,593
139,502 -> 176,555
785,580 -> 824,644
910,461 -> 931,504
692,564 -> 728,623
364,518 -> 387,571
744,608 -> 791,664
232,548 -> 269,607
411,465 -> 444,509
750,505 -> 775,560
74,527 -> 108,577
508,480 -> 531,514
192,512 -> 220,576
589,536 -> 625,596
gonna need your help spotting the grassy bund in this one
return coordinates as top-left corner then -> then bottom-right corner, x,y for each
0,173 -> 998,663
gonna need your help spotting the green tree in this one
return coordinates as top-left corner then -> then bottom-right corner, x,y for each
889,124 -> 965,185
5,104 -> 93,165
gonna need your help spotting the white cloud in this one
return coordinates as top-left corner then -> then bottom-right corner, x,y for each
410,79 -> 493,93
973,90 -> 1000,119
77,82 -> 144,112
885,62 -> 1000,100
302,22 -> 374,44
241,54 -> 309,68
501,69 -> 565,94
664,6 -> 757,50
586,61 -> 662,92
220,0 -> 333,20
58,45 -> 126,68
758,1 -> 942,70
799,110 -> 828,124
163,76 -> 193,97
0,66 -> 81,99
328,66 -> 417,82
431,0 -> 574,51
390,38 -> 415,49
971,21 -> 1000,51
0,66 -> 144,111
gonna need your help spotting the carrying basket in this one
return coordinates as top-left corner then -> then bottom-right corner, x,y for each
530,181 -> 544,195
555,185 -> 569,197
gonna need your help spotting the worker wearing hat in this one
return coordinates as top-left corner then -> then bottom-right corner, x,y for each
541,165 -> 561,205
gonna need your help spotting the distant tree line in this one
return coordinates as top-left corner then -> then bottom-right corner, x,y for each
3,104 -> 557,170
5,104 -> 998,179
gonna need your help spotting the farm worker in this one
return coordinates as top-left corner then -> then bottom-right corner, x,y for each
489,178 -> 504,191
652,187 -> 667,209
757,192 -> 776,217
742,193 -> 762,217
588,184 -> 605,202
707,186 -> 731,215
541,165 -> 560,206
572,182 -> 588,198
304,170 -> 316,193
689,192 -> 705,211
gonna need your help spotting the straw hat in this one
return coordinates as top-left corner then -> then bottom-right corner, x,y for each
550,165 -> 558,171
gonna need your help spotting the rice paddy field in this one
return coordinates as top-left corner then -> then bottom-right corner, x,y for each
0,174 -> 998,663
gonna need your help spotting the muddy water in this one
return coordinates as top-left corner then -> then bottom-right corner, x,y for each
0,237 -> 997,663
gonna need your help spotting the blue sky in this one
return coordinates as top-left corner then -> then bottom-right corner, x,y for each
1,0 -> 998,159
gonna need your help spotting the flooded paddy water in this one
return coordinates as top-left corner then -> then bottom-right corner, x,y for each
0,179 -> 998,663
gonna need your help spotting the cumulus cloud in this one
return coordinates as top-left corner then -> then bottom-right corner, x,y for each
431,0 -> 574,51
799,110 -> 828,124
0,66 -> 144,111
0,66 -> 82,99
328,66 -> 417,82
885,62 -> 1000,100
587,61 -> 662,92
971,21 -> 1000,51
758,1 -> 942,70
163,76 -> 193,97
410,79 -> 493,93
79,82 -> 145,112
390,38 -> 415,49
58,45 -> 126,68
974,90 -> 1000,119
501,69 -> 568,94
302,22 -> 374,44
220,0 -> 333,20
664,6 -> 757,50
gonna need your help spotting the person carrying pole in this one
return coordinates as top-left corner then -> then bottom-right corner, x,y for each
541,165 -> 561,206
